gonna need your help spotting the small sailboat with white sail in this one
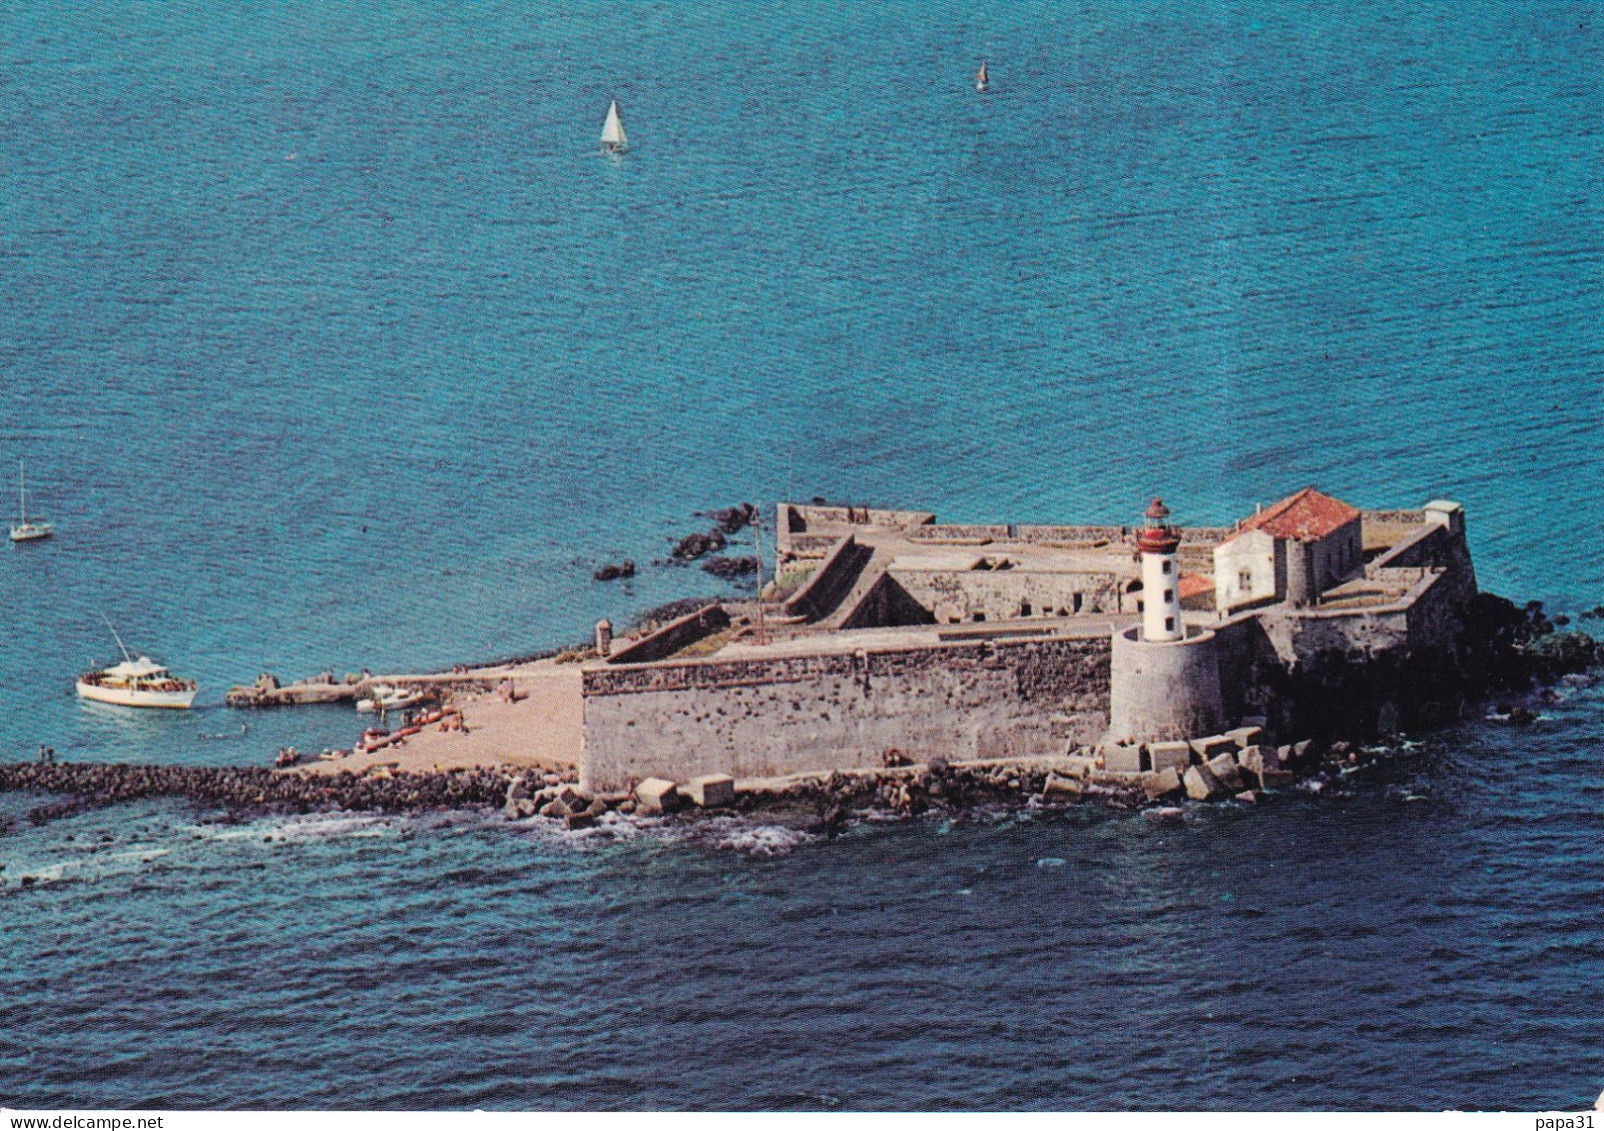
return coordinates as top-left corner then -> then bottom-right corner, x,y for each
10,459 -> 53,543
975,61 -> 990,92
600,100 -> 628,155
76,620 -> 198,710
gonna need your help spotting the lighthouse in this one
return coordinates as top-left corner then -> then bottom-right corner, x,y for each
1137,498 -> 1184,642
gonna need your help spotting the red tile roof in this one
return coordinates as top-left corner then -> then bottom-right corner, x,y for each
1235,487 -> 1360,543
1178,573 -> 1214,600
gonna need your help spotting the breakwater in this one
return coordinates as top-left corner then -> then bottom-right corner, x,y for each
0,762 -> 521,826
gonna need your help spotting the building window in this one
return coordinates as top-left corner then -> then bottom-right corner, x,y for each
1238,569 -> 1252,593
1020,601 -> 1032,617
1165,616 -> 1175,633
1163,588 -> 1173,603
1161,559 -> 1172,575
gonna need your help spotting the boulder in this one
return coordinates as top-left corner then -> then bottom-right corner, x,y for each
539,798 -> 575,819
1141,766 -> 1183,800
554,785 -> 585,810
1190,735 -> 1236,762
1103,743 -> 1145,773
1235,790 -> 1259,804
564,812 -> 598,831
684,773 -> 736,808
1258,768 -> 1295,790
1183,764 -> 1225,801
505,776 -> 530,804
1205,752 -> 1246,793
634,777 -> 679,815
1225,726 -> 1264,750
1148,741 -> 1192,775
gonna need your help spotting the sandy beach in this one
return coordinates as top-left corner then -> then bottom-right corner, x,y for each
296,660 -> 583,777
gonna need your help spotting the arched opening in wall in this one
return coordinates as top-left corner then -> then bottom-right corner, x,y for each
972,612 -> 986,622
1020,601 -> 1032,617
1124,579 -> 1142,615
1072,592 -> 1083,613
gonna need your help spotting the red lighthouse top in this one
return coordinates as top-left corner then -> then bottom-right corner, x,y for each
1136,497 -> 1181,554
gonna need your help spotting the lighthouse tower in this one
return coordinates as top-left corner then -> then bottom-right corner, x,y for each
1137,498 -> 1184,642
1107,496 -> 1225,745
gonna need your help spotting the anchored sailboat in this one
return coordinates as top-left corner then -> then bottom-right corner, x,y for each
10,459 -> 53,543
975,61 -> 990,92
600,100 -> 628,154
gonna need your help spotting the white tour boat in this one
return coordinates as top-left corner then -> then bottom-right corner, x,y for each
10,459 -> 53,543
76,625 -> 197,709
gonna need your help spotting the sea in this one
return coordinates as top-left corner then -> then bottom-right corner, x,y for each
1,0 -> 1601,1112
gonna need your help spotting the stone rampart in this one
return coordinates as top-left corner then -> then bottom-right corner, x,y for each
782,533 -> 872,621
888,567 -> 1125,623
579,635 -> 1112,792
604,604 -> 731,666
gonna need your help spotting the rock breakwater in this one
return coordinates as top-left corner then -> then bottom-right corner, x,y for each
0,762 -> 522,826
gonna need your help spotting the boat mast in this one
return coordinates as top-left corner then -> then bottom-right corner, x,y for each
101,613 -> 135,664
17,458 -> 26,524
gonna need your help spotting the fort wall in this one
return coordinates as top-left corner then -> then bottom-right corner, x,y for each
579,636 -> 1112,793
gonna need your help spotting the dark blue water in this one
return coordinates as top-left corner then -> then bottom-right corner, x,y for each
2,0 -> 1601,1111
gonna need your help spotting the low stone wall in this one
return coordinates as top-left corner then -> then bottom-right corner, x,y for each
579,635 -> 1113,793
1014,524 -> 1128,546
887,567 -> 1125,623
605,604 -> 732,666
908,524 -> 1013,544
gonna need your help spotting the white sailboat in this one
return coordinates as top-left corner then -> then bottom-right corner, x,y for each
600,100 -> 628,154
10,459 -> 53,543
76,621 -> 198,710
976,61 -> 990,92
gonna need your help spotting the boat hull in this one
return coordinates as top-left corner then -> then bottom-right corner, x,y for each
76,680 -> 197,710
10,524 -> 52,542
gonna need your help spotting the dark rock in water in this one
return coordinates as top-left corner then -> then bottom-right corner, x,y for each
593,559 -> 636,582
701,555 -> 758,580
1506,705 -> 1536,726
700,502 -> 758,535
670,529 -> 727,562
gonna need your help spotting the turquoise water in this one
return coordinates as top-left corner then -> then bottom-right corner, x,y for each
1,0 -> 1601,1110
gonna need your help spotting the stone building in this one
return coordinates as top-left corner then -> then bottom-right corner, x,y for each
1212,487 -> 1363,613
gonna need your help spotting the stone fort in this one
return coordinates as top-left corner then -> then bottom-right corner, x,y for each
577,489 -> 1477,793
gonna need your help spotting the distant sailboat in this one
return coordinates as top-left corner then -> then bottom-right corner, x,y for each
975,61 -> 990,92
600,100 -> 628,154
9,459 -> 53,543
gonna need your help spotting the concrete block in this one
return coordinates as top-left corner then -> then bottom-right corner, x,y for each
685,773 -> 736,808
564,812 -> 598,831
1148,741 -> 1192,775
1291,739 -> 1318,764
1257,768 -> 1295,790
1183,764 -> 1225,801
1091,768 -> 1145,787
1225,726 -> 1264,750
1062,755 -> 1098,779
1142,766 -> 1183,800
634,777 -> 679,815
1206,752 -> 1246,793
1041,772 -> 1085,798
1103,743 -> 1145,773
1238,745 -> 1276,775
1235,790 -> 1258,805
1190,735 -> 1236,761
555,785 -> 585,810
